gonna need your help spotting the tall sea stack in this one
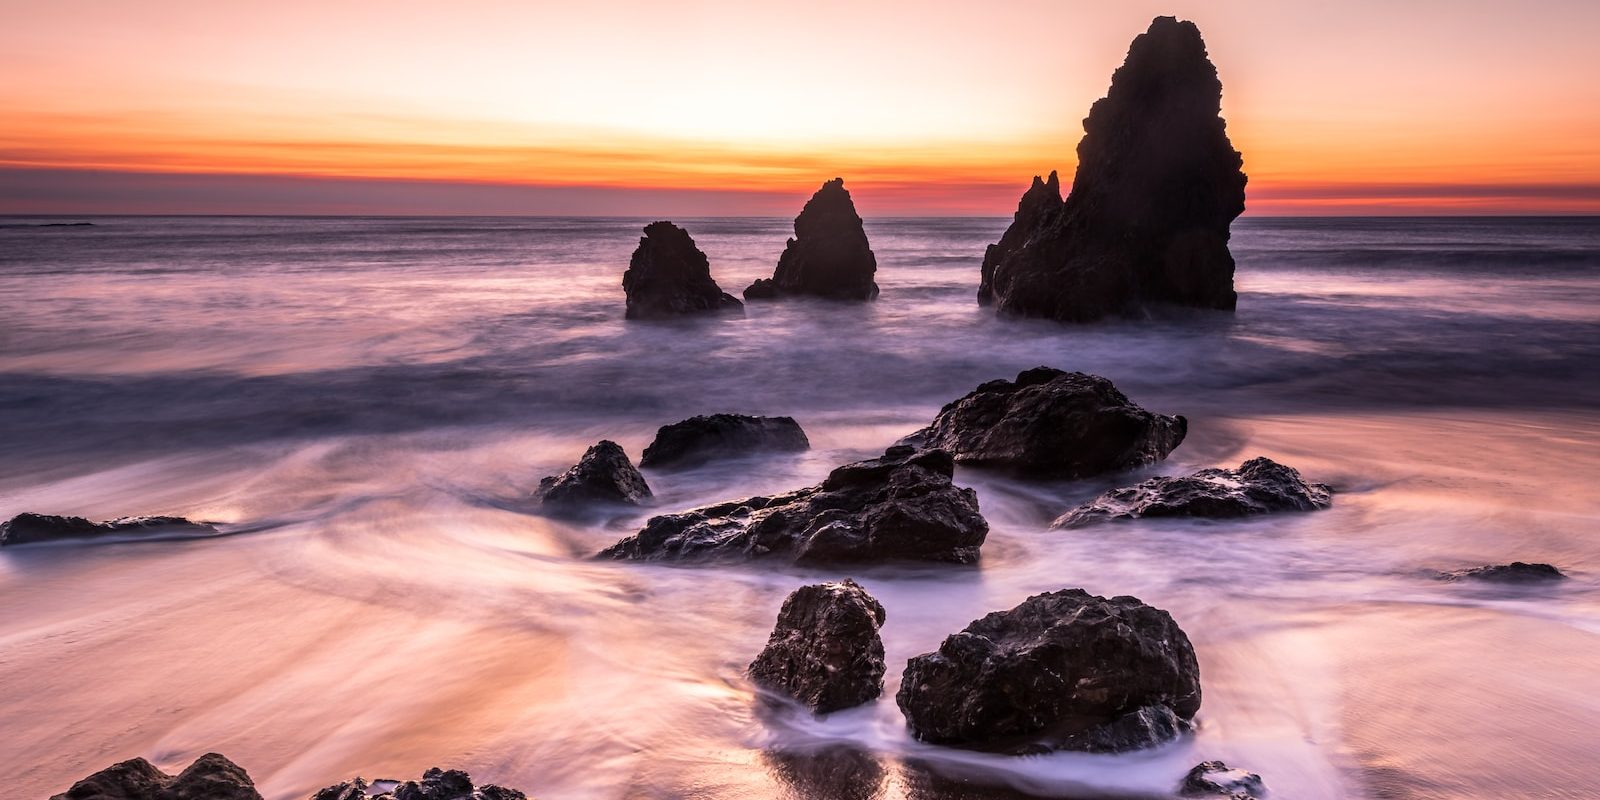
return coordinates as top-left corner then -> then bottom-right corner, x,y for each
622,221 -> 743,320
745,178 -> 879,301
980,16 -> 1246,321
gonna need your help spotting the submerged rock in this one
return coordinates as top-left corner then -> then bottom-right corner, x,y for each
982,17 -> 1246,322
314,767 -> 526,800
0,512 -> 218,546
640,413 -> 810,468
744,178 -> 878,301
598,445 -> 987,565
1054,457 -> 1332,527
1181,761 -> 1266,799
749,579 -> 887,713
51,753 -> 262,800
622,221 -> 743,320
535,440 -> 652,509
1440,562 -> 1567,583
903,367 -> 1185,478
896,589 -> 1201,754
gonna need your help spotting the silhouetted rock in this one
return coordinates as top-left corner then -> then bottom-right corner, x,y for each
1181,761 -> 1266,799
598,445 -> 987,565
0,512 -> 218,546
1440,562 -> 1567,583
315,767 -> 526,800
982,17 -> 1246,322
903,367 -> 1186,478
622,221 -> 743,320
744,178 -> 878,301
1055,457 -> 1332,527
761,745 -> 887,800
641,414 -> 810,468
749,579 -> 886,713
50,753 -> 262,800
896,589 -> 1200,754
535,440 -> 651,509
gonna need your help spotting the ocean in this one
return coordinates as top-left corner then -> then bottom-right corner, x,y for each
1,215 -> 1598,799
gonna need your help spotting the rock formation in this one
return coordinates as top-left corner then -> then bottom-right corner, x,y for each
534,440 -> 652,509
748,579 -> 887,713
903,367 -> 1185,477
50,753 -> 262,800
1054,457 -> 1332,527
896,589 -> 1201,754
622,221 -> 743,320
598,445 -> 987,565
0,512 -> 218,546
313,767 -> 527,800
980,16 -> 1246,321
1181,761 -> 1266,799
744,178 -> 878,301
1440,562 -> 1567,583
640,414 -> 810,468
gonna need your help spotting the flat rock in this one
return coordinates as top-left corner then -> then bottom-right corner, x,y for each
315,767 -> 527,800
622,221 -> 743,319
640,414 -> 809,468
0,512 -> 218,546
1440,562 -> 1566,583
896,589 -> 1201,754
904,367 -> 1185,478
1054,457 -> 1332,527
744,178 -> 878,301
598,445 -> 987,565
535,440 -> 652,509
51,753 -> 262,800
1181,761 -> 1266,799
749,579 -> 887,713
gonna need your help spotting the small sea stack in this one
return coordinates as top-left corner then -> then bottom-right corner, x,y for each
748,579 -> 887,714
0,512 -> 218,546
980,16 -> 1246,321
641,413 -> 809,468
50,753 -> 262,800
622,221 -> 743,320
534,440 -> 652,510
313,767 -> 528,800
744,178 -> 878,301
1054,457 -> 1332,527
1181,761 -> 1266,799
1440,562 -> 1567,584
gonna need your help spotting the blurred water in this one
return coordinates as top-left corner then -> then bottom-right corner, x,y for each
0,216 -> 1597,800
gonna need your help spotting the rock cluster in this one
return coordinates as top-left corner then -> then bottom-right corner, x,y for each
598,445 -> 987,565
745,178 -> 878,301
641,413 -> 809,468
1440,562 -> 1566,583
313,767 -> 526,800
50,753 -> 262,800
896,589 -> 1201,754
534,440 -> 652,509
622,221 -> 743,320
748,579 -> 887,713
1054,456 -> 1332,527
980,17 -> 1246,322
1181,761 -> 1266,799
1,512 -> 218,546
904,367 -> 1186,478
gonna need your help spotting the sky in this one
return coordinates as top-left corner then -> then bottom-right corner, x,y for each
2,0 -> 1599,216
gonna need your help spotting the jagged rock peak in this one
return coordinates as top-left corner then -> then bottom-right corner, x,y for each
622,220 -> 743,320
744,178 -> 878,301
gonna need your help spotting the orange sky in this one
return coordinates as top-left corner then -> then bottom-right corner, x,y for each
3,0 -> 1599,215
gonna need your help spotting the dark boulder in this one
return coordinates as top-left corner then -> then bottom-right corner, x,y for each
1181,761 -> 1266,799
598,445 -> 987,565
903,367 -> 1185,478
622,221 -> 743,320
896,589 -> 1201,754
50,753 -> 262,800
1,513 -> 218,546
743,178 -> 878,301
1054,457 -> 1332,527
641,413 -> 810,468
982,17 -> 1246,322
534,440 -> 651,509
1440,562 -> 1566,583
315,767 -> 526,800
748,579 -> 887,713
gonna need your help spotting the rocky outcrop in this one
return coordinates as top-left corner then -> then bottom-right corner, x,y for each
641,414 -> 809,468
903,367 -> 1185,478
535,440 -> 651,509
598,445 -> 987,565
1181,761 -> 1265,799
622,221 -> 743,320
1440,562 -> 1566,583
981,17 -> 1246,322
896,589 -> 1200,754
744,178 -> 878,301
1,512 -> 218,546
50,753 -> 262,800
314,767 -> 527,800
1054,457 -> 1332,527
749,579 -> 886,713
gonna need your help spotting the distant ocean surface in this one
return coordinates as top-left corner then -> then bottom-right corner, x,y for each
1,215 -> 1598,800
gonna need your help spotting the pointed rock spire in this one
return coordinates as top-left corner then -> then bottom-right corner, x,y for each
745,178 -> 879,301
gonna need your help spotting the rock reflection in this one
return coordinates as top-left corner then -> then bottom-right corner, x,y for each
762,744 -> 888,800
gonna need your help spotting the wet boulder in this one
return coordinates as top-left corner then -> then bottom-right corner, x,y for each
1181,761 -> 1266,799
535,440 -> 652,509
640,414 -> 810,468
1440,562 -> 1566,584
904,367 -> 1186,478
744,178 -> 878,301
51,753 -> 262,800
749,579 -> 887,713
896,589 -> 1201,754
982,17 -> 1246,322
315,768 -> 526,800
1054,457 -> 1332,527
622,221 -> 743,320
1,512 -> 218,546
599,445 -> 987,565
